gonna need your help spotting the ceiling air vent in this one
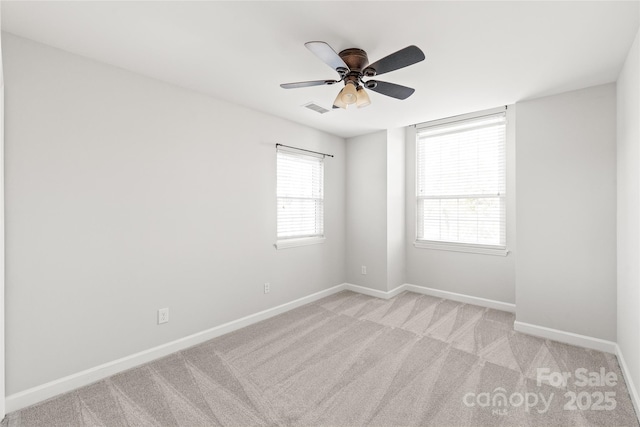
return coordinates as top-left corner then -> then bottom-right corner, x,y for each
303,102 -> 331,114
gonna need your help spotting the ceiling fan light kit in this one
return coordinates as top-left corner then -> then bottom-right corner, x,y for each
281,41 -> 425,110
332,82 -> 369,110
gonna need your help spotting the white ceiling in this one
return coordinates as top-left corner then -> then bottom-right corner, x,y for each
2,1 -> 639,138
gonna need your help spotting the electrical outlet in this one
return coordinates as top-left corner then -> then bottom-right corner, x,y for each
264,282 -> 270,294
158,307 -> 169,324
361,266 -> 367,275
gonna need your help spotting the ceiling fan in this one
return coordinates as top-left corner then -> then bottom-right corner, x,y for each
280,41 -> 425,109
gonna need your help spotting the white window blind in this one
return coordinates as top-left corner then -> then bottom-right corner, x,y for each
416,111 -> 506,248
277,148 -> 324,240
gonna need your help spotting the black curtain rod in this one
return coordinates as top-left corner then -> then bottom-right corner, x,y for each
276,143 -> 334,158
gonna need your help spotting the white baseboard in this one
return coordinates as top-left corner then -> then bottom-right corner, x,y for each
4,282 -> 519,413
343,283 -> 405,300
513,320 -> 617,354
403,283 -> 516,313
6,283 -> 348,413
615,344 -> 640,421
344,282 -> 516,313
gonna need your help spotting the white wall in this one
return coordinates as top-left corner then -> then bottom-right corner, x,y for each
346,131 -> 387,291
617,28 -> 640,407
2,33 -> 346,395
386,128 -> 405,291
0,17 -> 5,419
345,128 -> 406,293
515,84 -> 617,341
404,107 -> 517,304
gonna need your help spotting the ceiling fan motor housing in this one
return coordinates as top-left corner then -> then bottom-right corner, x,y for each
338,48 -> 369,72
339,48 -> 371,88
339,48 -> 379,84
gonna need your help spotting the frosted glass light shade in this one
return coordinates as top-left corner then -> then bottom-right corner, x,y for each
356,87 -> 371,108
333,89 -> 347,109
341,82 -> 358,105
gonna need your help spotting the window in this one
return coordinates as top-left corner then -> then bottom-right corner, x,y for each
415,110 -> 507,255
276,147 -> 324,248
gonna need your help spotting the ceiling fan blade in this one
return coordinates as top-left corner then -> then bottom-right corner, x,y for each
364,45 -> 425,77
280,80 -> 339,89
305,41 -> 350,74
366,80 -> 415,100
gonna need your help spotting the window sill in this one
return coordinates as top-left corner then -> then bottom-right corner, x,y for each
414,241 -> 509,256
275,237 -> 326,250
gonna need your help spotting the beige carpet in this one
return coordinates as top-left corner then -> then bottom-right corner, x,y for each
3,290 -> 639,426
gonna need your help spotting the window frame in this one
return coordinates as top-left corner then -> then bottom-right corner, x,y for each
275,146 -> 326,250
414,107 -> 509,256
